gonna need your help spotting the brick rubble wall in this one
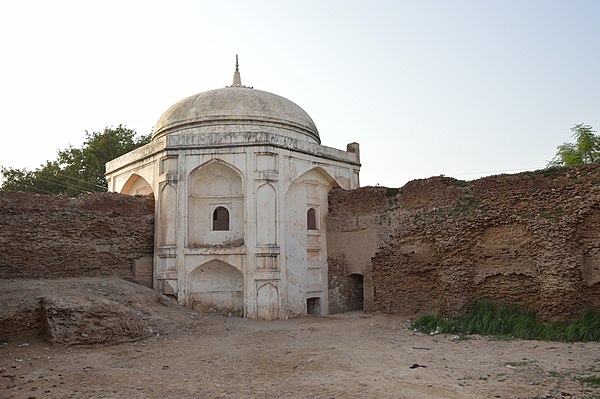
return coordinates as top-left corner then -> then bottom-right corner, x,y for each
327,164 -> 600,322
0,191 -> 154,282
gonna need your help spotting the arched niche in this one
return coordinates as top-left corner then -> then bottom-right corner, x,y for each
189,259 -> 244,316
284,167 -> 339,316
189,160 -> 243,197
121,174 -> 153,197
256,282 -> 279,320
256,183 -> 277,245
285,167 -> 339,236
158,184 -> 177,246
307,207 -> 318,230
188,160 -> 244,247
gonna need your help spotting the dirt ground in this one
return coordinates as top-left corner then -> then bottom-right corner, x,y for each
1,279 -> 600,399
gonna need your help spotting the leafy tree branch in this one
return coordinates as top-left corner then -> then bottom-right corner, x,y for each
1,125 -> 150,196
547,123 -> 600,167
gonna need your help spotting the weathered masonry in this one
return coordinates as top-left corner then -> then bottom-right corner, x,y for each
326,164 -> 600,322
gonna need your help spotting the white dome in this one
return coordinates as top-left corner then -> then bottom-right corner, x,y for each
153,86 -> 320,144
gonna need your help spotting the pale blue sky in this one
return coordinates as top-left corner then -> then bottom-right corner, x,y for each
1,0 -> 598,187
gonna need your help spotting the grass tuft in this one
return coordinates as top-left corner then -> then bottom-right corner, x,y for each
385,187 -> 399,197
413,301 -> 600,342
578,375 -> 600,388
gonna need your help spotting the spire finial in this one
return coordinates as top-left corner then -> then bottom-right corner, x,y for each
232,54 -> 242,86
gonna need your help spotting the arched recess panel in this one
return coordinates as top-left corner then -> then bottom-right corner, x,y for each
189,260 -> 243,316
256,183 -> 277,245
284,180 -> 307,315
284,167 -> 339,316
256,283 -> 279,320
121,174 -> 153,196
188,160 -> 244,247
158,184 -> 177,246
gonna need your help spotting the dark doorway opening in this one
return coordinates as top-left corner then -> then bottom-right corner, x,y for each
348,273 -> 364,311
307,297 -> 321,315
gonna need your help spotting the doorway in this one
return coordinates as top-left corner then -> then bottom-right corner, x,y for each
307,297 -> 321,315
348,273 -> 364,311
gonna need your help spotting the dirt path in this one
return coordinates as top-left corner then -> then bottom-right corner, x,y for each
2,311 -> 600,399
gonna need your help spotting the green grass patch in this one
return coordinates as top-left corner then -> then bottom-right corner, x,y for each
385,187 -> 399,197
578,375 -> 600,388
539,206 -> 565,219
413,301 -> 600,342
541,166 -> 565,179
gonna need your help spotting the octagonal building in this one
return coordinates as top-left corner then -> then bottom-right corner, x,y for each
106,59 -> 360,319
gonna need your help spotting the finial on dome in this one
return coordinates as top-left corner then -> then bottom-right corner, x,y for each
232,54 -> 242,87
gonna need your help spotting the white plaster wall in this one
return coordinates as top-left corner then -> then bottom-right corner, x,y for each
106,128 -> 361,320
283,167 -> 334,316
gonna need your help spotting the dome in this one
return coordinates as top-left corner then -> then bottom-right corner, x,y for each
152,86 -> 320,144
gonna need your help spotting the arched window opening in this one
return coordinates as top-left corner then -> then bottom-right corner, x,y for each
213,206 -> 230,231
307,208 -> 317,230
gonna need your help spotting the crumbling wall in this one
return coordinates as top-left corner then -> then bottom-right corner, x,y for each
327,164 -> 600,322
0,191 -> 154,285
326,187 -> 389,313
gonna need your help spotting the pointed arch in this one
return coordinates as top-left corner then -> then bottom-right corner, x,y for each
189,259 -> 244,316
121,173 -> 153,196
188,158 -> 245,247
188,158 -> 244,196
289,166 -> 340,190
307,207 -> 318,230
256,282 -> 279,320
158,183 -> 177,246
284,166 -> 337,316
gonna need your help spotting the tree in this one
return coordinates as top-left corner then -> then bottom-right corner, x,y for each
1,125 -> 151,196
547,123 -> 600,167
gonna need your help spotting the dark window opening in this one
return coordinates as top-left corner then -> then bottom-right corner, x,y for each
307,208 -> 317,230
213,206 -> 230,231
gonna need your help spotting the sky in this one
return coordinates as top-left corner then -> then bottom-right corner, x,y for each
1,0 -> 599,188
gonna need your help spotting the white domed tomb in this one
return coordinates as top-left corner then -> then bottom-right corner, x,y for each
106,59 -> 360,319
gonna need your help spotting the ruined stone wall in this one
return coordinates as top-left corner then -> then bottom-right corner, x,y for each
327,164 -> 600,322
326,187 -> 390,313
0,191 -> 154,285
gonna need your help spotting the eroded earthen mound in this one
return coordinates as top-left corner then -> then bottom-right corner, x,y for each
0,278 -> 189,345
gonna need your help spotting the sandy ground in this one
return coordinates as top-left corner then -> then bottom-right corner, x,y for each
1,280 -> 600,399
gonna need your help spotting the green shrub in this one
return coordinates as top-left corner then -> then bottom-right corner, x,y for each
386,187 -> 399,197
